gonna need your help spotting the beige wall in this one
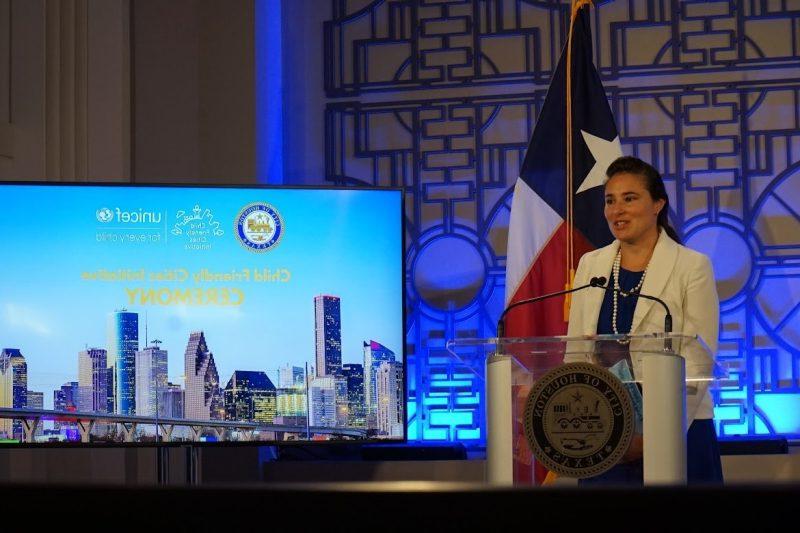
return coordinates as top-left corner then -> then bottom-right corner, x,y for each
0,0 -> 255,184
0,1 -> 10,160
280,0 -> 328,185
132,0 -> 255,184
0,0 -> 130,181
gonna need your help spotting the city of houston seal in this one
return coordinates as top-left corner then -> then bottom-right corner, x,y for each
523,362 -> 634,478
234,202 -> 283,252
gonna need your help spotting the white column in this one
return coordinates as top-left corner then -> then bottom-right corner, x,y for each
642,353 -> 687,485
486,354 -> 513,485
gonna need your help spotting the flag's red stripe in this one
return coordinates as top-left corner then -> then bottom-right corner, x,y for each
505,224 -> 595,337
504,223 -> 597,484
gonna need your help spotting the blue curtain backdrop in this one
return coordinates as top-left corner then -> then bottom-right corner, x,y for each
258,0 -> 800,447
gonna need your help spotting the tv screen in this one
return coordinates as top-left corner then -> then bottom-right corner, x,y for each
0,183 -> 404,444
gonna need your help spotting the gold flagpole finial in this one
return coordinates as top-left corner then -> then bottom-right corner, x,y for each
572,0 -> 593,20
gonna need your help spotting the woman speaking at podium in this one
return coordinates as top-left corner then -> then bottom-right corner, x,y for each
567,156 -> 723,485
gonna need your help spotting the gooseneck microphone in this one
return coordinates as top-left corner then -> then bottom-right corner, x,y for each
497,276 -> 607,337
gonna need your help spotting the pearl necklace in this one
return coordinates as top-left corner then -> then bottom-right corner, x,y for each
611,250 -> 648,337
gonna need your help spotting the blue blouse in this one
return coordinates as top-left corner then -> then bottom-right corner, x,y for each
596,267 -> 645,335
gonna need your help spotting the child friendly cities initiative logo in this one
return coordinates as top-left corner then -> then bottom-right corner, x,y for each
171,204 -> 224,250
234,202 -> 283,252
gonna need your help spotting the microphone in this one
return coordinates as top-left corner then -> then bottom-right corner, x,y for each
497,276 -> 607,338
589,276 -> 607,288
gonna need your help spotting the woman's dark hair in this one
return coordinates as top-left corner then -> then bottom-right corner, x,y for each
605,156 -> 681,244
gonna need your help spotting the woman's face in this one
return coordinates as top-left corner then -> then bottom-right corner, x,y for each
604,172 -> 665,245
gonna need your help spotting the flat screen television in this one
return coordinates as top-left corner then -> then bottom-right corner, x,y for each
0,183 -> 404,445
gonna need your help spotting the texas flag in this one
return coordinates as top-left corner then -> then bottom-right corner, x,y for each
504,3 -> 621,483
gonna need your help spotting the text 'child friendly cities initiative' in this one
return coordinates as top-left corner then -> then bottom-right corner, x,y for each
80,268 -> 291,306
81,268 -> 291,284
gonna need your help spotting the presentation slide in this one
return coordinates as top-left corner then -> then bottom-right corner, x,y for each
0,185 -> 404,443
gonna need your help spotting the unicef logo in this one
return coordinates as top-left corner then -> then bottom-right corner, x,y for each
234,202 -> 283,252
96,208 -> 114,223
523,362 -> 634,479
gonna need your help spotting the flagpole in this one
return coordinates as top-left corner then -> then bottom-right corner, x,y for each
551,0 -> 594,486
563,0 -> 593,321
505,0 -> 619,488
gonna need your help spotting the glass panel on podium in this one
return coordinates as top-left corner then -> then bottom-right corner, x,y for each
447,333 -> 726,486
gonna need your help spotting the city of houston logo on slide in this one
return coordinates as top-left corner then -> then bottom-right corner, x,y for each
235,202 -> 283,252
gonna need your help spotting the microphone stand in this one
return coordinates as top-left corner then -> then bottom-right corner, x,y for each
496,277 -> 607,338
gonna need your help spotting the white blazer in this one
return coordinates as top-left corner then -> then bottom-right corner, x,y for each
567,230 -> 720,422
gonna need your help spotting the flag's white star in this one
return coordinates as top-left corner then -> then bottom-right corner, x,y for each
576,130 -> 623,194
